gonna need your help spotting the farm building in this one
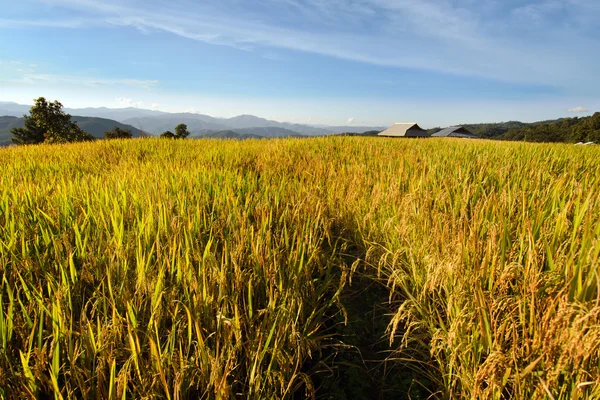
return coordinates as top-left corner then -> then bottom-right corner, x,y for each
378,123 -> 427,137
432,126 -> 479,138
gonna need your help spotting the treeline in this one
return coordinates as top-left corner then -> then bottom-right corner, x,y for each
10,97 -> 190,145
499,113 -> 600,142
459,113 -> 600,143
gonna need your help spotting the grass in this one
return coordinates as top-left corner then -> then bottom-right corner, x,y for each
0,137 -> 598,399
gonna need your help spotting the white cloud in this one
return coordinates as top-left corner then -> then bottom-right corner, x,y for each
568,106 -> 589,113
115,97 -> 143,108
347,117 -> 355,124
5,72 -> 158,89
1,58 -> 158,89
0,17 -> 98,29
151,103 -> 160,110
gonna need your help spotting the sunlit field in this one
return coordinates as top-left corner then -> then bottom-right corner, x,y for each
0,137 -> 599,399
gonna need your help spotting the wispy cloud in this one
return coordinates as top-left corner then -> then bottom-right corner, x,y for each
28,74 -> 158,89
4,0 -> 600,93
1,60 -> 159,89
17,73 -> 158,88
568,106 -> 589,113
0,60 -> 159,89
0,17 -> 98,28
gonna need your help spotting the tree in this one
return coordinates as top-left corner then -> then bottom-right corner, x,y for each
174,123 -> 190,139
161,131 -> 175,139
11,115 -> 45,145
104,126 -> 133,139
29,97 -> 93,143
587,112 -> 600,142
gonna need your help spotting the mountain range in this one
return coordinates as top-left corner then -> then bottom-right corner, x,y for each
1,101 -> 597,145
195,127 -> 304,138
0,102 -> 384,137
0,115 -> 146,146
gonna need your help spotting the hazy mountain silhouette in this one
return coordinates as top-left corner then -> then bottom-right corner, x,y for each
1,102 -> 384,136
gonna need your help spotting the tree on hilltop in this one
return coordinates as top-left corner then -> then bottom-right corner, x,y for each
14,97 -> 94,144
160,124 -> 190,139
175,123 -> 190,139
104,126 -> 133,139
11,115 -> 45,145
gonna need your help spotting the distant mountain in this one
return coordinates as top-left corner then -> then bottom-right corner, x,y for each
225,114 -> 277,129
336,130 -> 382,137
222,115 -> 331,135
194,127 -> 304,138
235,127 -> 305,137
64,107 -> 167,121
0,102 -> 384,137
0,116 -> 22,130
201,130 -> 263,140
318,125 -> 386,134
70,116 -> 146,138
124,114 -> 229,133
124,114 -> 331,136
0,116 -> 23,146
194,127 -> 307,140
0,115 -> 146,146
0,102 -> 166,121
0,102 -> 31,117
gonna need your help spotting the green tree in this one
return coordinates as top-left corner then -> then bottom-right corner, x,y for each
161,131 -> 175,139
570,124 -> 590,143
587,130 -> 600,143
104,126 -> 133,140
29,97 -> 93,143
10,115 -> 45,145
175,123 -> 190,139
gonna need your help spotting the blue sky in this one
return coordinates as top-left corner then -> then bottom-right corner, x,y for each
1,0 -> 599,127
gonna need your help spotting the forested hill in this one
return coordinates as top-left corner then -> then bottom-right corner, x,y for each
0,116 -> 146,146
460,121 -> 528,138
498,113 -> 600,142
427,113 -> 600,142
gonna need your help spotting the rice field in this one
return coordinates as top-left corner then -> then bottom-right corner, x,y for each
0,137 -> 599,399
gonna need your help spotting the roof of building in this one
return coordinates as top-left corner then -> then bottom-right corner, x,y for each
431,126 -> 479,138
378,123 -> 427,137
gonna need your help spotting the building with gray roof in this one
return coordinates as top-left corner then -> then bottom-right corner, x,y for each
431,126 -> 479,138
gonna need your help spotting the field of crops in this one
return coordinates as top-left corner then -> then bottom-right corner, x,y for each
0,137 -> 599,399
